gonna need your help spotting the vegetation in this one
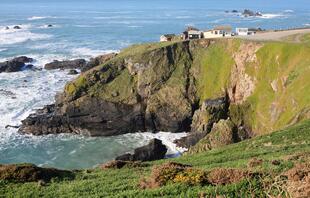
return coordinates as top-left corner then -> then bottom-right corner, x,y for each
1,119 -> 310,197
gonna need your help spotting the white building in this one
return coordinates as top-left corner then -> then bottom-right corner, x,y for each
236,28 -> 256,36
188,30 -> 203,39
203,26 -> 232,39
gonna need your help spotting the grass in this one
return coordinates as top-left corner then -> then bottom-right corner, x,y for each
1,120 -> 310,198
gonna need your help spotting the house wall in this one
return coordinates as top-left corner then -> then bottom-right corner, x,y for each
203,31 -> 232,39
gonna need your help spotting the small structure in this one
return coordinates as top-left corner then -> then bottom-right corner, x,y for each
236,28 -> 259,36
160,34 -> 176,42
203,26 -> 232,39
182,26 -> 202,40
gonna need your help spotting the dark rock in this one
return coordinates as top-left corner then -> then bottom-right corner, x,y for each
5,26 -> 9,30
25,64 -> 34,69
115,139 -> 167,162
0,163 -> 74,183
81,53 -> 117,72
0,56 -> 33,73
44,59 -> 86,70
13,25 -> 21,29
232,10 -> 239,13
5,125 -> 20,129
12,56 -> 33,63
67,69 -> 78,75
242,9 -> 262,17
47,24 -> 53,27
19,98 -> 146,136
174,131 -> 207,149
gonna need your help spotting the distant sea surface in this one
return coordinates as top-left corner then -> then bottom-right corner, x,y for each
0,0 -> 309,169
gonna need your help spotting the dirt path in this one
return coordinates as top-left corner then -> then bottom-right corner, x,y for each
237,28 -> 310,42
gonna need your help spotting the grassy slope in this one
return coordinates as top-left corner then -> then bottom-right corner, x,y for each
1,120 -> 309,198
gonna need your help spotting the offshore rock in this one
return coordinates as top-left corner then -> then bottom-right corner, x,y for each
115,139 -> 167,161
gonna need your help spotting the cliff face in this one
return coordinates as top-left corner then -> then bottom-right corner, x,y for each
19,38 -> 310,138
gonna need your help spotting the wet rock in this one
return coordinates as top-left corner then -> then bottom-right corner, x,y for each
5,26 -> 9,30
242,9 -> 262,17
13,25 -> 21,29
44,59 -> 86,70
232,10 -> 239,13
81,53 -> 117,72
0,163 -> 74,183
174,131 -> 207,149
67,69 -> 78,75
47,24 -> 53,28
116,139 -> 167,161
0,56 -> 33,73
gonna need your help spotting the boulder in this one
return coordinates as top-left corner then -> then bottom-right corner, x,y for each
242,9 -> 262,17
44,59 -> 86,70
13,25 -> 21,29
0,56 -> 33,73
67,69 -> 78,75
115,139 -> 167,161
47,24 -> 53,28
81,53 -> 117,72
174,131 -> 207,149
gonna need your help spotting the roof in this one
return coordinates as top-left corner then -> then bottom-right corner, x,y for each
213,25 -> 232,31
162,34 -> 176,38
188,30 -> 202,35
185,26 -> 200,32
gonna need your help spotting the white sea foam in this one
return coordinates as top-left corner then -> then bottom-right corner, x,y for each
259,13 -> 286,19
28,16 -> 57,20
0,48 -> 7,52
284,10 -> 294,13
0,25 -> 52,45
122,132 -> 188,157
175,16 -> 192,19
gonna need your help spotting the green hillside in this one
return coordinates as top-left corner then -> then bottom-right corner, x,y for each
1,120 -> 310,198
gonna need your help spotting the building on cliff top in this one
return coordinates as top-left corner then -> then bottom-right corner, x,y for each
203,25 -> 233,39
182,26 -> 203,40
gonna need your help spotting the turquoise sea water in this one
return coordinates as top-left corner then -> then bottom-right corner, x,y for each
0,0 -> 309,169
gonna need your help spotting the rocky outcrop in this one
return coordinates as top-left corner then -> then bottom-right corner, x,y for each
174,96 -> 229,148
242,9 -> 262,17
0,56 -> 33,73
188,119 -> 240,153
81,53 -> 117,72
115,139 -> 167,161
19,41 -> 199,136
191,97 -> 229,133
44,59 -> 86,70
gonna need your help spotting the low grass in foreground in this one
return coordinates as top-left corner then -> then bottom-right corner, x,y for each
1,120 -> 310,198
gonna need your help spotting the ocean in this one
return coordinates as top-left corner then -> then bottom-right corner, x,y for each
0,0 -> 309,169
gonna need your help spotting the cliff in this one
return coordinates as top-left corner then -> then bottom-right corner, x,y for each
19,37 -> 310,142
